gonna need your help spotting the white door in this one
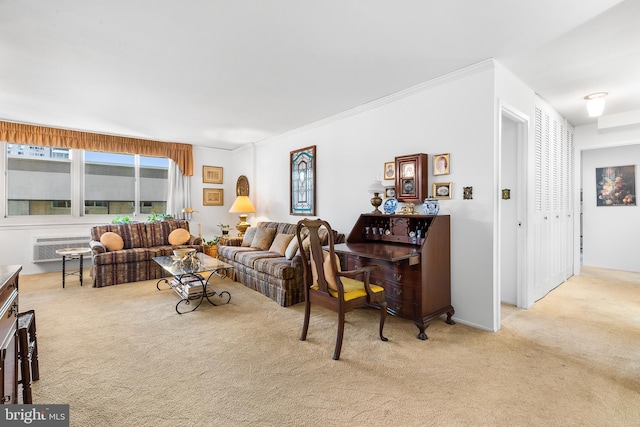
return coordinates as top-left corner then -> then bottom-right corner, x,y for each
532,103 -> 575,302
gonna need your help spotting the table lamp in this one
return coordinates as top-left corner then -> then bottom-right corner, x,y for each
181,207 -> 201,240
229,196 -> 256,237
368,181 -> 385,214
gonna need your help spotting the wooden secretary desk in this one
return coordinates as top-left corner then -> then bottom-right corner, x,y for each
333,214 -> 454,340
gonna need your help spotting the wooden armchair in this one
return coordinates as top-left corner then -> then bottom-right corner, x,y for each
296,219 -> 388,360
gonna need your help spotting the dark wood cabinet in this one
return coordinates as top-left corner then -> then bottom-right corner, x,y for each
333,214 -> 453,340
395,153 -> 428,203
0,265 -> 20,404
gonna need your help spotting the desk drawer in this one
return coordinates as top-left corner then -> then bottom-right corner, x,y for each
346,256 -> 421,285
386,295 -> 418,318
0,291 -> 18,341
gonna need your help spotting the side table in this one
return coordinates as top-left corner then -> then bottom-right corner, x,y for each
56,247 -> 91,288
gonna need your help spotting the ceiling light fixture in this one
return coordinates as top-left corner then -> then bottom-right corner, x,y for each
584,92 -> 608,117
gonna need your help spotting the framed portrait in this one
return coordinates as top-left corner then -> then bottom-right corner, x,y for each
203,188 -> 224,206
433,182 -> 452,200
596,165 -> 636,206
433,153 -> 450,176
402,163 -> 415,178
290,145 -> 316,216
383,161 -> 395,180
385,186 -> 396,198
203,166 -> 223,184
401,178 -> 415,195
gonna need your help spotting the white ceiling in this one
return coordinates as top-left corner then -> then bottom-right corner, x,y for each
1,0 -> 639,150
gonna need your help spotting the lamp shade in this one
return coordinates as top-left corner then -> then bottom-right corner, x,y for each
229,196 -> 256,213
368,181 -> 385,194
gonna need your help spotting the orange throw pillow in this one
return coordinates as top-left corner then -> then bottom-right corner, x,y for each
168,228 -> 191,245
100,232 -> 124,251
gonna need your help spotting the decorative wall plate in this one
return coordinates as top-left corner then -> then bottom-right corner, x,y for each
383,197 -> 398,214
236,175 -> 250,196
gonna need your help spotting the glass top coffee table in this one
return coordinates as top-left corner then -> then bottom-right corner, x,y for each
153,252 -> 233,314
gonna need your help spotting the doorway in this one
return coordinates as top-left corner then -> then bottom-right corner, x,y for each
496,104 -> 529,330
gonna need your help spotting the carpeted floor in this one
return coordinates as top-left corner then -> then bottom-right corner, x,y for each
19,266 -> 640,426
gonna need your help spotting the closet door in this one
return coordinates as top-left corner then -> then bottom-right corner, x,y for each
533,107 -> 551,301
532,102 -> 574,302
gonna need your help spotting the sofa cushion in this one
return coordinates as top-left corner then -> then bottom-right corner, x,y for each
93,247 -> 152,265
253,256 -> 297,280
100,232 -> 124,251
218,245 -> 254,261
241,227 -> 257,247
146,220 -> 191,246
269,233 -> 294,256
168,228 -> 190,245
235,250 -> 282,269
251,227 -> 277,251
91,222 -> 148,249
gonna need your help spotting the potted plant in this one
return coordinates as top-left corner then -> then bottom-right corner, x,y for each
112,215 -> 133,224
218,223 -> 231,235
147,212 -> 174,222
203,236 -> 221,257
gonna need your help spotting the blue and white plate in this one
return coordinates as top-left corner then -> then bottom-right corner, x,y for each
383,197 -> 398,214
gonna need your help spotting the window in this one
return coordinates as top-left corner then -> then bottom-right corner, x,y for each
6,146 -> 71,215
4,144 -> 169,217
83,152 -> 168,216
84,151 -> 135,215
139,156 -> 168,214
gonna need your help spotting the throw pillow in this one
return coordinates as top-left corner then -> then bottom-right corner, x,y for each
241,227 -> 258,247
100,232 -> 124,251
285,228 -> 309,260
310,250 -> 341,291
251,227 -> 277,251
168,228 -> 190,245
269,233 -> 294,256
284,238 -> 299,260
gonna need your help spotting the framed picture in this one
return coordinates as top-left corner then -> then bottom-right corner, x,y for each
433,182 -> 452,199
596,165 -> 636,206
203,166 -> 223,184
385,187 -> 396,198
383,161 -> 395,180
290,145 -> 316,216
433,153 -> 450,176
203,188 -> 224,206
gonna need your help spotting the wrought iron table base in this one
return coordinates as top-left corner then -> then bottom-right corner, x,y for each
156,272 -> 231,314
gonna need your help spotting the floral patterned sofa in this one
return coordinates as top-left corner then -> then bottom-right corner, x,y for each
217,221 -> 344,307
89,220 -> 202,287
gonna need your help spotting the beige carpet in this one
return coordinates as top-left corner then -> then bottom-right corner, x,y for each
19,266 -> 640,427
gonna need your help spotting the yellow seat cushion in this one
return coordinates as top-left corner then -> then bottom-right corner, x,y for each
312,277 -> 385,302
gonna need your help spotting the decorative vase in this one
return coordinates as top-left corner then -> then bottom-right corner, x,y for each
423,197 -> 439,215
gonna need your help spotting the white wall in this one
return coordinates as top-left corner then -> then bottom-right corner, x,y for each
240,62 -> 499,330
579,137 -> 640,272
188,145 -> 238,240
